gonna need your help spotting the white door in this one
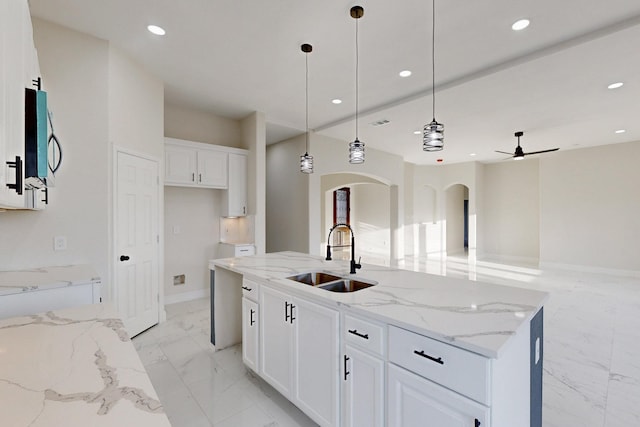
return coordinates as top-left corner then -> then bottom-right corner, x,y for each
260,285 -> 293,397
294,297 -> 340,427
242,297 -> 259,372
226,153 -> 247,216
387,364 -> 489,427
343,344 -> 385,427
115,151 -> 160,337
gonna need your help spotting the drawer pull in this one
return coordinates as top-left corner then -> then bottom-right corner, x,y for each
348,329 -> 369,340
414,350 -> 444,365
242,286 -> 252,291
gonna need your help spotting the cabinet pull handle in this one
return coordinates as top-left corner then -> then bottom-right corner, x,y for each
6,156 -> 23,195
250,309 -> 255,326
199,173 -> 202,182
242,286 -> 252,291
475,419 -> 481,427
348,329 -> 369,340
344,355 -> 350,381
290,304 -> 296,323
285,301 -> 290,322
192,172 -> 195,182
243,206 -> 246,215
414,350 -> 444,365
42,187 -> 49,204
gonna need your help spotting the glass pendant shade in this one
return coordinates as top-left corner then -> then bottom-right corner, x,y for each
300,152 -> 314,173
423,119 -> 444,151
349,138 -> 365,164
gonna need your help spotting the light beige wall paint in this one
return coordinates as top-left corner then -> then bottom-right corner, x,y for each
164,104 -> 241,148
164,187 -> 221,297
266,135 -> 308,253
242,112 -> 266,253
108,46 -> 164,158
445,184 -> 466,255
0,19 -> 110,283
351,183 -> 391,265
540,141 -> 640,272
482,158 -> 540,262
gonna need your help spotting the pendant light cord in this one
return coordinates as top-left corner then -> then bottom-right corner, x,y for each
355,16 -> 359,140
432,0 -> 436,121
305,50 -> 309,154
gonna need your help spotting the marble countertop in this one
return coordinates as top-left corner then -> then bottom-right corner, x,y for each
0,303 -> 170,427
0,265 -> 101,297
210,251 -> 549,358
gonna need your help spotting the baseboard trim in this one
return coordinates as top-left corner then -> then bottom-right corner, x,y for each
539,261 -> 640,278
164,289 -> 210,305
479,253 -> 540,266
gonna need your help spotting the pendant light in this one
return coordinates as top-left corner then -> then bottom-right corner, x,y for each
423,0 -> 444,152
349,5 -> 365,164
300,43 -> 314,173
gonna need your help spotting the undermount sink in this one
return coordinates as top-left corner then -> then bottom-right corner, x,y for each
318,279 -> 376,293
287,271 -> 377,293
287,272 -> 341,286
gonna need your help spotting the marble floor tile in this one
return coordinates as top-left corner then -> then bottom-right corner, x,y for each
135,257 -> 640,427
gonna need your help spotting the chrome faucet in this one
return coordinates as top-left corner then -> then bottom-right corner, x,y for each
326,223 -> 361,274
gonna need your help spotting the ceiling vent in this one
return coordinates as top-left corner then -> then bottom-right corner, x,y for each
369,118 -> 390,127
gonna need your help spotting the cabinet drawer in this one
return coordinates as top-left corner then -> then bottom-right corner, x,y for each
236,245 -> 255,257
242,278 -> 260,302
344,314 -> 386,357
388,326 -> 490,405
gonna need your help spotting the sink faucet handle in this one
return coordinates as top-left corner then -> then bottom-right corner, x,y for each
356,257 -> 362,269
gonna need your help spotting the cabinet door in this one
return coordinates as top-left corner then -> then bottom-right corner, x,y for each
165,145 -> 196,185
197,149 -> 227,188
293,297 -> 340,427
343,345 -> 385,427
387,364 -> 489,427
259,285 -> 293,396
242,297 -> 259,372
225,153 -> 247,216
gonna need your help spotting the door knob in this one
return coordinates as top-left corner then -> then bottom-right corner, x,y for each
120,255 -> 130,261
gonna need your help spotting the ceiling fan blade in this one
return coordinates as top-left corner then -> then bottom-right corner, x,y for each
495,150 -> 514,156
523,148 -> 559,156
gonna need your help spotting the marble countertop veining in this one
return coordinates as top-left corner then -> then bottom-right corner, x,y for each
0,264 -> 101,297
210,251 -> 549,358
0,303 -> 170,427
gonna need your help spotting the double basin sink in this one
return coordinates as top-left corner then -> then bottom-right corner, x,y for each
286,271 -> 377,293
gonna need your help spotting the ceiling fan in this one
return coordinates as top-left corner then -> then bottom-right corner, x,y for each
496,131 -> 559,160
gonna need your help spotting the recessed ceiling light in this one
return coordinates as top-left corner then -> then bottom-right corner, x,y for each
147,25 -> 166,36
615,129 -> 626,134
399,70 -> 412,78
512,19 -> 530,31
608,82 -> 624,89
413,130 -> 421,135
470,153 -> 476,156
331,99 -> 342,104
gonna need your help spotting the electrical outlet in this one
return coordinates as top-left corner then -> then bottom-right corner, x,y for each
173,225 -> 180,234
53,236 -> 67,251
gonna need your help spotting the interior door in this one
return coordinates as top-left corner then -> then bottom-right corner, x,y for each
115,151 -> 160,337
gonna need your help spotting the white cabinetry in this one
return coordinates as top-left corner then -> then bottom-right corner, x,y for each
260,284 -> 340,427
388,364 -> 489,427
164,138 -> 228,188
223,153 -> 247,216
1,0 -> 38,209
242,297 -> 259,372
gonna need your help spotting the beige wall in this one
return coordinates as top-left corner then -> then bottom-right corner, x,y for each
482,158 -> 540,262
539,141 -> 640,273
351,183 -> 391,265
165,104 -> 241,148
445,184 -> 467,255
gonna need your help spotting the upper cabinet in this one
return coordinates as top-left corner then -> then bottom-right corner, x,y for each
164,138 -> 248,216
164,138 -> 228,189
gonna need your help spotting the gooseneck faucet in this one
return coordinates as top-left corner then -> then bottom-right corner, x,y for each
326,223 -> 361,274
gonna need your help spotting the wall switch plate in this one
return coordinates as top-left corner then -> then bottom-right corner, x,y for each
54,236 -> 67,251
172,225 -> 180,234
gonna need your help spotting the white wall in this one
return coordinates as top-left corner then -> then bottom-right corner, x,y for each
165,104 -> 241,148
0,19 -> 110,281
445,184 -> 466,255
266,135 -> 308,253
241,112 -> 267,254
482,158 -> 540,262
351,183 -> 391,265
540,141 -> 640,273
164,187 -> 221,299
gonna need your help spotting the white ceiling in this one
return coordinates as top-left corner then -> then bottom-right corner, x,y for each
29,0 -> 640,165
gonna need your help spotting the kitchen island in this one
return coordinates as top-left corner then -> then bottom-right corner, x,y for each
210,251 -> 548,427
0,303 -> 170,427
